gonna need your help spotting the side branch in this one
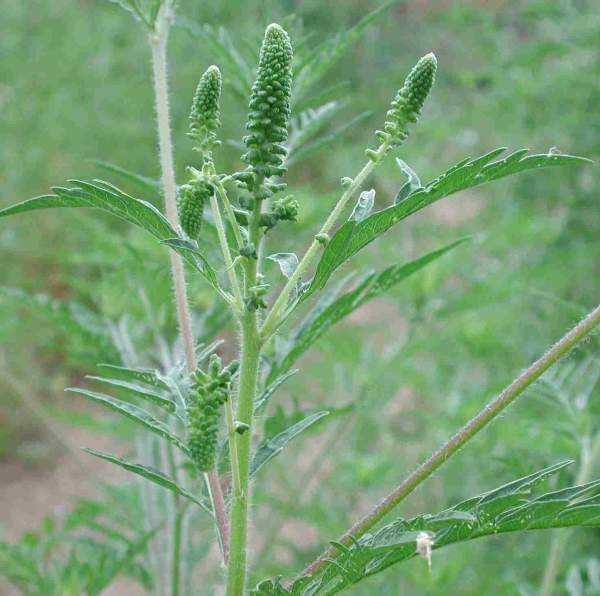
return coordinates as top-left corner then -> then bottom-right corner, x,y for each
299,303 -> 600,580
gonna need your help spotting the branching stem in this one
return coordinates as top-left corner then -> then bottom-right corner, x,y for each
149,3 -> 229,565
260,144 -> 387,340
299,303 -> 600,580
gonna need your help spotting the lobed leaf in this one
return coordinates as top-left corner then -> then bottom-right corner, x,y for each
0,180 -> 220,291
270,239 -> 466,381
253,461 -> 600,595
306,149 -> 589,298
85,375 -> 177,414
67,388 -> 188,454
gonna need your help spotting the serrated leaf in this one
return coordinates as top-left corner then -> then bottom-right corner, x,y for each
260,462 -> 600,595
0,180 -> 220,292
67,388 -> 188,454
85,376 -> 176,414
271,239 -> 466,380
82,448 -> 210,513
96,364 -> 167,389
250,411 -> 329,477
305,149 -> 589,299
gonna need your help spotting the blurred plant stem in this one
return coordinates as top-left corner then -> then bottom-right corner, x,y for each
148,1 -> 228,587
540,431 -> 600,596
299,303 -> 600,581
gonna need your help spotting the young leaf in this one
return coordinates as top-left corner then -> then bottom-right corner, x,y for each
268,253 -> 299,279
250,411 -> 330,477
349,189 -> 375,222
306,149 -> 589,298
255,462 -> 600,595
82,448 -> 210,513
85,376 -> 177,414
67,388 -> 188,455
394,158 -> 422,204
270,239 -> 466,380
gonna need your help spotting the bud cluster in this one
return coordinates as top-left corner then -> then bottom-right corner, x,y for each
375,53 -> 437,150
188,65 -> 222,158
237,24 -> 293,195
187,355 -> 239,472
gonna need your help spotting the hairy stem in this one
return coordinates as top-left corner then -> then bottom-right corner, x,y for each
227,196 -> 264,595
216,180 -> 245,251
210,193 -> 244,310
260,145 -> 386,339
299,303 -> 600,580
149,4 -> 229,563
540,431 -> 600,596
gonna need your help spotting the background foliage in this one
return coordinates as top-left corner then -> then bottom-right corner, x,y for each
1,0 -> 598,594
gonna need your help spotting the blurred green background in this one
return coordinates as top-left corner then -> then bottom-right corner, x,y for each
1,0 -> 599,594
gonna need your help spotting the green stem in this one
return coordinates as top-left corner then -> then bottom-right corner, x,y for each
216,180 -> 245,251
227,191 -> 264,595
210,193 -> 244,311
225,391 -> 242,495
299,303 -> 600,580
260,145 -> 386,340
171,508 -> 183,596
540,431 -> 600,596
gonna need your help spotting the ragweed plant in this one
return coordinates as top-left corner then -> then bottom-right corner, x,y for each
2,1 -> 600,595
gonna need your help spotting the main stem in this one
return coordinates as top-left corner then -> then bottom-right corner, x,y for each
227,197 -> 263,595
149,4 -> 229,566
299,303 -> 600,580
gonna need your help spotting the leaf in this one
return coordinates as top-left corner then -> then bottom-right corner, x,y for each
306,149 -> 589,299
293,0 -> 403,102
254,461 -> 600,595
0,179 -> 220,290
96,364 -> 168,389
350,189 -> 375,222
268,253 -> 299,279
254,369 -> 299,413
271,239 -> 466,380
82,448 -> 210,512
90,160 -> 161,195
250,411 -> 330,477
67,388 -> 188,454
0,287 -> 118,362
85,376 -> 177,414
288,111 -> 372,165
394,158 -> 422,204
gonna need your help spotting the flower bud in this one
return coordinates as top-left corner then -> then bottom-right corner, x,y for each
189,65 -> 222,156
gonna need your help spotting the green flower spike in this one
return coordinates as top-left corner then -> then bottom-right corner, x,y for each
188,64 -> 222,157
187,356 -> 238,472
376,52 -> 437,149
240,23 -> 293,191
177,180 -> 213,240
